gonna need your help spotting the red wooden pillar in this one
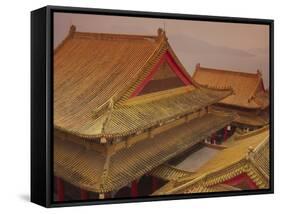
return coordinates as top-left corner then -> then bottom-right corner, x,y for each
223,127 -> 228,142
131,180 -> 138,197
80,188 -> 88,200
55,177 -> 64,201
106,192 -> 111,199
151,177 -> 158,193
211,133 -> 216,144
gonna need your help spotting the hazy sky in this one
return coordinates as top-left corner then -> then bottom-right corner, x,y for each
54,12 -> 270,88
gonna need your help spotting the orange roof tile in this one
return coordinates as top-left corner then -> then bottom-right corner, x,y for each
55,27 -> 165,133
54,27 -> 229,139
152,126 -> 269,195
193,65 -> 268,109
54,112 -> 236,193
55,86 -> 231,139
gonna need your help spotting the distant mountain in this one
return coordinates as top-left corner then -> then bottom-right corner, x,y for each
167,34 -> 269,89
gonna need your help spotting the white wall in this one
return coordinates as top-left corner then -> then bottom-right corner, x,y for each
0,0 -> 279,213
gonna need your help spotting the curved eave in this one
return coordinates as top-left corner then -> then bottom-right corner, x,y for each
54,112 -> 236,193
54,87 -> 232,141
234,115 -> 269,127
217,100 -> 268,110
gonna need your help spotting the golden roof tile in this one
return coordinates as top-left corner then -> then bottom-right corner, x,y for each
193,65 -> 269,109
55,27 -> 167,136
149,164 -> 193,182
54,26 -> 205,139
212,105 -> 269,127
54,112 -> 235,193
55,86 -> 231,139
152,126 -> 269,195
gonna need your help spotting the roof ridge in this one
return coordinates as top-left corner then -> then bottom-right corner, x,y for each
74,31 -> 158,41
68,25 -> 162,41
55,25 -> 163,54
197,83 -> 234,93
198,66 -> 260,78
69,24 -> 164,42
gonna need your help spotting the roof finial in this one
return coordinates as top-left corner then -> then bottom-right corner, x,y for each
158,28 -> 164,36
257,69 -> 262,76
69,25 -> 76,37
196,63 -> 201,71
157,28 -> 167,41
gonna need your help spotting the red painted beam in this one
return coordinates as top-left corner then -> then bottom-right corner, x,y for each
130,51 -> 193,97
130,54 -> 166,97
223,173 -> 258,189
165,51 -> 192,85
55,177 -> 64,202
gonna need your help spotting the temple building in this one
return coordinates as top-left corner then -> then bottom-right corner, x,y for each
54,26 -> 237,201
193,64 -> 269,130
152,126 -> 269,195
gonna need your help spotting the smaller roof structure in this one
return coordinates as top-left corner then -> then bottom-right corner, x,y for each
193,64 -> 269,110
152,126 -> 269,195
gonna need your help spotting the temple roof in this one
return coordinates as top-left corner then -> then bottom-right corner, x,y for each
193,64 -> 269,109
54,112 -> 236,193
152,126 -> 269,195
54,27 -> 231,140
55,86 -> 231,139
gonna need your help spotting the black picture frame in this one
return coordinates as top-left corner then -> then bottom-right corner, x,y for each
31,5 -> 274,208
